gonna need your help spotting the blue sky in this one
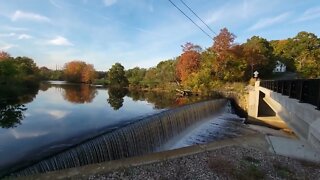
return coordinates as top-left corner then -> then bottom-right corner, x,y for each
0,0 -> 319,71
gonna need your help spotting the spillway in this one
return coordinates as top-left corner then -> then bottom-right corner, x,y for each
11,99 -> 228,177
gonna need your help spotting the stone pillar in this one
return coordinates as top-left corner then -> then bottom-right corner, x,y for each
248,81 -> 260,118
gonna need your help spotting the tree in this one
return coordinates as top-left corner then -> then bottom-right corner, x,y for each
107,63 -> 128,87
142,67 -> 159,88
270,31 -> 320,78
212,28 -> 236,53
0,51 -> 11,61
64,61 -> 96,83
81,64 -> 96,83
291,32 -> 320,78
0,60 -> 17,84
126,67 -> 146,86
270,40 -> 295,71
39,66 -> 52,80
13,56 -> 39,76
243,36 -> 275,78
155,59 -> 177,84
176,42 -> 201,82
184,49 -> 214,91
211,28 -> 237,79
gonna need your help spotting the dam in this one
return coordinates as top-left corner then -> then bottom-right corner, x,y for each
5,99 -> 252,177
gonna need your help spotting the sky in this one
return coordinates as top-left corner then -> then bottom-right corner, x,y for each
0,0 -> 319,71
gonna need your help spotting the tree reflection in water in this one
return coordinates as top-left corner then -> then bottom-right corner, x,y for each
127,90 -> 209,109
0,101 -> 26,128
62,84 -> 97,104
107,87 -> 128,110
0,86 -> 38,129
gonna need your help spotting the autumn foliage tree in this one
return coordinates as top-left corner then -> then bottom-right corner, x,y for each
62,84 -> 97,104
176,42 -> 202,82
64,61 -> 96,83
0,51 -> 11,61
211,28 -> 237,79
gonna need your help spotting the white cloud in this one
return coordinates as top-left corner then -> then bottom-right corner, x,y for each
0,33 -> 16,37
296,7 -> 320,22
18,34 -> 32,39
49,0 -> 63,9
1,26 -> 28,31
204,0 -> 266,30
103,0 -> 117,7
10,129 -> 48,139
46,110 -> 69,119
248,12 -> 291,31
11,10 -> 50,22
0,44 -> 17,51
48,36 -> 73,46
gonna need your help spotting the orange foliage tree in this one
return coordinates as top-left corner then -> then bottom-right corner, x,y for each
211,28 -> 236,78
63,84 -> 97,104
64,61 -> 96,83
176,42 -> 202,82
0,51 -> 11,61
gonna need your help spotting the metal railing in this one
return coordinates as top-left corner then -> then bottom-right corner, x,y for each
260,79 -> 320,110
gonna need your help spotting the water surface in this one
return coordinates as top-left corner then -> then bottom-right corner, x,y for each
0,81 -> 206,174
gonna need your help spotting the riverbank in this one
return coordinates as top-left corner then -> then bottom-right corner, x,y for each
16,126 -> 320,180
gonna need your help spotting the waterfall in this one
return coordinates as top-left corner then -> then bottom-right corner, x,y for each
11,99 -> 227,177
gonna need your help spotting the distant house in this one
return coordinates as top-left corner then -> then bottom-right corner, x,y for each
273,61 -> 286,72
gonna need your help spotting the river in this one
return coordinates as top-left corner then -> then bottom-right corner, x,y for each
0,81 -> 251,177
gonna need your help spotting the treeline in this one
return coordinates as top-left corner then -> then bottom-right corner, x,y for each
123,28 -> 320,93
0,52 -> 40,88
1,28 -> 319,93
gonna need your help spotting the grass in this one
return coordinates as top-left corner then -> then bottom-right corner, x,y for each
243,156 -> 261,164
236,164 -> 266,180
273,161 -> 294,179
207,155 -> 266,179
207,156 -> 236,176
235,156 -> 266,180
299,159 -> 320,169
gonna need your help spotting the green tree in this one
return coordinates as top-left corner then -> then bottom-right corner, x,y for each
107,63 -> 129,87
126,67 -> 146,86
13,56 -> 39,76
270,31 -> 320,78
142,67 -> 159,88
141,59 -> 177,89
0,54 -> 40,86
291,32 -> 320,78
243,36 -> 275,78
270,40 -> 295,71
156,59 -> 177,84
0,60 -> 17,84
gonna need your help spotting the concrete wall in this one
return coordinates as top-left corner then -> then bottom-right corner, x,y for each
248,81 -> 320,151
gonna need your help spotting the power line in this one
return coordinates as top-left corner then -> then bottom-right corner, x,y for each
179,0 -> 217,35
167,0 -> 213,40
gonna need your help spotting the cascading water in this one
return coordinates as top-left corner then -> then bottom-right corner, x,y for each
11,99 -> 228,177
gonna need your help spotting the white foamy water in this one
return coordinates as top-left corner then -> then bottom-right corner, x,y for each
161,102 -> 250,150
